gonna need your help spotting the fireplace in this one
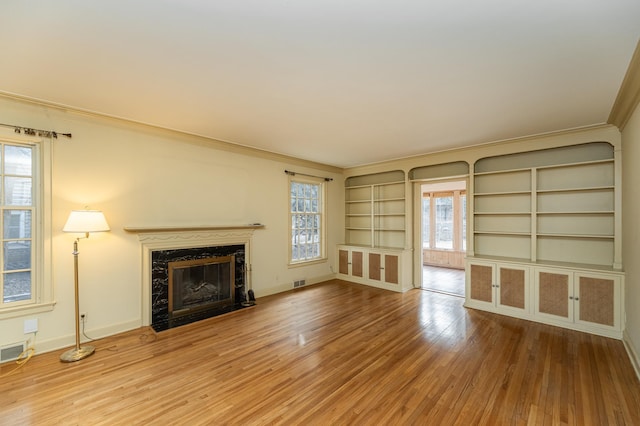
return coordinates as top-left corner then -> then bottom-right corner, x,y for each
128,225 -> 261,332
169,255 -> 235,320
150,244 -> 247,331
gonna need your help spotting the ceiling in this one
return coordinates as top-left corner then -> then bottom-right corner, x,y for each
1,1 -> 639,168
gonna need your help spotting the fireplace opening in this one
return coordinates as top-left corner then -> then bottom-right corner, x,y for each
168,255 -> 235,320
150,244 -> 248,331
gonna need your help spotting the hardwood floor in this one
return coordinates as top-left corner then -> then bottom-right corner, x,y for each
422,265 -> 465,297
2,279 -> 639,425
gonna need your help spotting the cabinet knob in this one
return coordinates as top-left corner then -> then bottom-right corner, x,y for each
569,296 -> 574,300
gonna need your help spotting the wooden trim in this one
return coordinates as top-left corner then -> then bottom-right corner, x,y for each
608,40 -> 640,130
123,224 -> 265,233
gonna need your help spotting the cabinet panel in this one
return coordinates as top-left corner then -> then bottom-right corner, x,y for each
470,264 -> 493,303
352,251 -> 363,277
578,275 -> 614,327
537,271 -> 570,319
369,253 -> 381,281
385,255 -> 399,284
338,250 -> 349,275
499,267 -> 525,310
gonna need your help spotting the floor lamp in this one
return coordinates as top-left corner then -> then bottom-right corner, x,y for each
60,209 -> 110,363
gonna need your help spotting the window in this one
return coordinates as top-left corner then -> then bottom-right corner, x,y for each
422,189 -> 466,252
0,132 -> 52,318
2,145 -> 34,305
435,193 -> 453,249
289,177 -> 325,264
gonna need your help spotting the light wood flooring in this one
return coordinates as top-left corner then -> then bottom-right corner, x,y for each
2,279 -> 639,425
422,265 -> 465,297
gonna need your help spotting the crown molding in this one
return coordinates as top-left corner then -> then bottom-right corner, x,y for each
608,40 -> 640,131
0,90 -> 344,174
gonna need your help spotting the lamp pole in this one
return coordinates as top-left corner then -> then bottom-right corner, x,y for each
60,237 -> 95,362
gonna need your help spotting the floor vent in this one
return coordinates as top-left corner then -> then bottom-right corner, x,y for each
293,279 -> 306,288
1,342 -> 26,363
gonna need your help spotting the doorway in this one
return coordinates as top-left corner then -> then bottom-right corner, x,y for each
419,180 -> 467,297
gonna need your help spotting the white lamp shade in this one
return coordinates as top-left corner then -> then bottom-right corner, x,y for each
63,210 -> 110,233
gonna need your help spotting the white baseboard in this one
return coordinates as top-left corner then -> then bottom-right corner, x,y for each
623,330 -> 640,382
256,274 -> 337,298
33,318 -> 142,356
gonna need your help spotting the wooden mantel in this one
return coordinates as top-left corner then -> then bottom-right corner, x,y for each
123,224 -> 265,233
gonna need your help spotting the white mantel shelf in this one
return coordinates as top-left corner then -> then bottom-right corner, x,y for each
124,224 -> 265,233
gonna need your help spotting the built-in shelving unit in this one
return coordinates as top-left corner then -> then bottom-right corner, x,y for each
472,144 -> 616,267
345,170 -> 406,249
466,142 -> 624,339
340,170 -> 411,292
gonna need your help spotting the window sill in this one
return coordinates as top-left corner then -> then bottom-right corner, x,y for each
0,301 -> 56,320
288,257 -> 328,268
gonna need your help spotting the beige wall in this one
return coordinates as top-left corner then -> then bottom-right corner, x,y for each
622,101 -> 640,373
1,92 -> 635,370
0,95 -> 344,354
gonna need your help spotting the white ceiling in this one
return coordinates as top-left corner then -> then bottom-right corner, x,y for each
1,1 -> 639,168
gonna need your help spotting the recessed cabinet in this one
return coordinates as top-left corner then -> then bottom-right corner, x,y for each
338,248 -> 364,278
534,268 -> 621,334
337,245 -> 410,292
465,258 -> 624,339
466,260 -> 530,317
368,252 -> 399,285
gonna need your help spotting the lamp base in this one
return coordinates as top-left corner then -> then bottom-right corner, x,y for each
60,345 -> 95,362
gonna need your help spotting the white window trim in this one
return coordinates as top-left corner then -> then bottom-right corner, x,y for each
0,129 -> 54,319
288,174 -> 327,267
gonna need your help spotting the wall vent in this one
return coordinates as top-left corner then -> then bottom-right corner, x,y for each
1,342 -> 26,363
293,279 -> 306,288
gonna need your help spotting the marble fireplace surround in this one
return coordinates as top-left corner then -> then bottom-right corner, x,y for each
125,225 -> 263,328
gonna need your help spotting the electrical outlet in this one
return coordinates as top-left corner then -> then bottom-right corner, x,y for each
80,312 -> 87,322
24,318 -> 38,334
